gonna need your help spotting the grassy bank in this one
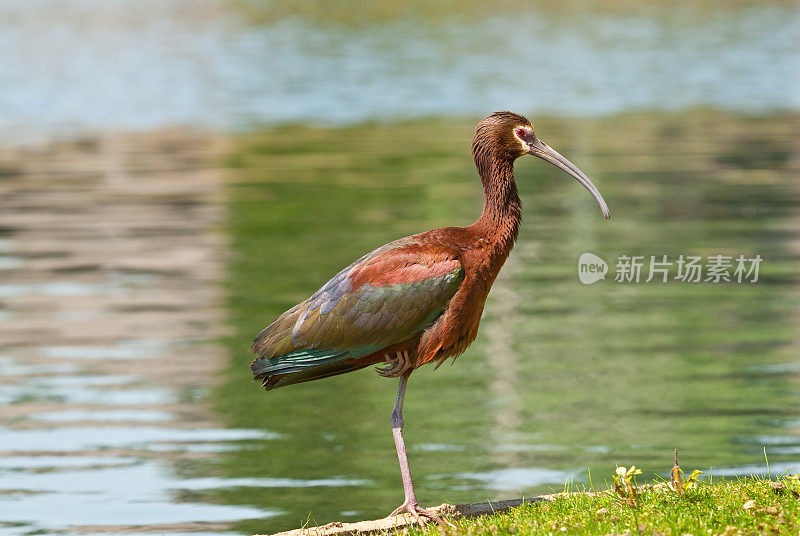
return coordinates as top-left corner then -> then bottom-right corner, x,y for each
409,472 -> 800,536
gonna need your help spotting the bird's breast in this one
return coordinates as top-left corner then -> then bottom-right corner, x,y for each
415,249 -> 506,366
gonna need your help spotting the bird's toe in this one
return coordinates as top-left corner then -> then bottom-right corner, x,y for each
376,351 -> 413,378
388,501 -> 449,526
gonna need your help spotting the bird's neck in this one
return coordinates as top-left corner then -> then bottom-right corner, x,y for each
469,156 -> 521,256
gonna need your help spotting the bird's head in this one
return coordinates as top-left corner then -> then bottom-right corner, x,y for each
474,111 -> 611,219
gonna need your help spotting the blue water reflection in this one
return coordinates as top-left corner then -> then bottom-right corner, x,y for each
0,1 -> 796,140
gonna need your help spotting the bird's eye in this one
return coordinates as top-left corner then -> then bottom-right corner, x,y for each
515,128 -> 527,139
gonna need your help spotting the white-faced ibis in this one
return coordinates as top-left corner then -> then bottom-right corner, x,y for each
251,111 -> 610,521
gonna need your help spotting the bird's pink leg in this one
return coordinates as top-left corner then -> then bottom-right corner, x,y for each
387,371 -> 440,523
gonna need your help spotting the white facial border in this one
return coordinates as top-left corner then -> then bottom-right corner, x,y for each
513,125 -> 535,153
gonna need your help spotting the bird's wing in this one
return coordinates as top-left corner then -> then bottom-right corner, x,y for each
251,238 -> 464,373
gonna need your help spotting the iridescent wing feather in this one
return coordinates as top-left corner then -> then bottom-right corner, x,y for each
250,237 -> 464,389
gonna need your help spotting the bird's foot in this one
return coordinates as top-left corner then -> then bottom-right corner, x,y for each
388,500 -> 446,525
377,350 -> 413,378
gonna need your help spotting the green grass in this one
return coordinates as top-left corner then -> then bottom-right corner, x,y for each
410,474 -> 800,536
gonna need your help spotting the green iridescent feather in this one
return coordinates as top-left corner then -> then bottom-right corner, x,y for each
250,239 -> 464,389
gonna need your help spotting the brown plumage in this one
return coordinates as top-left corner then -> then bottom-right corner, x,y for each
249,111 -> 610,522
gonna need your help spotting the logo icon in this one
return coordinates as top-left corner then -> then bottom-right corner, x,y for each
578,252 -> 608,284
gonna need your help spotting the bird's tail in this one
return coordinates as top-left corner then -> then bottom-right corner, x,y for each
251,349 -> 380,390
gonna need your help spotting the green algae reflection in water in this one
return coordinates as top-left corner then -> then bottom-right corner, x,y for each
217,111 -> 800,534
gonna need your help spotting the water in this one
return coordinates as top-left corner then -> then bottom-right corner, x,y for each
4,113 -> 794,534
0,1 -> 797,141
0,1 -> 797,535
223,111 -> 799,532
0,133 -> 271,535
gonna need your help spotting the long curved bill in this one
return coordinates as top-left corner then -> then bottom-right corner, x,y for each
529,138 -> 611,219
